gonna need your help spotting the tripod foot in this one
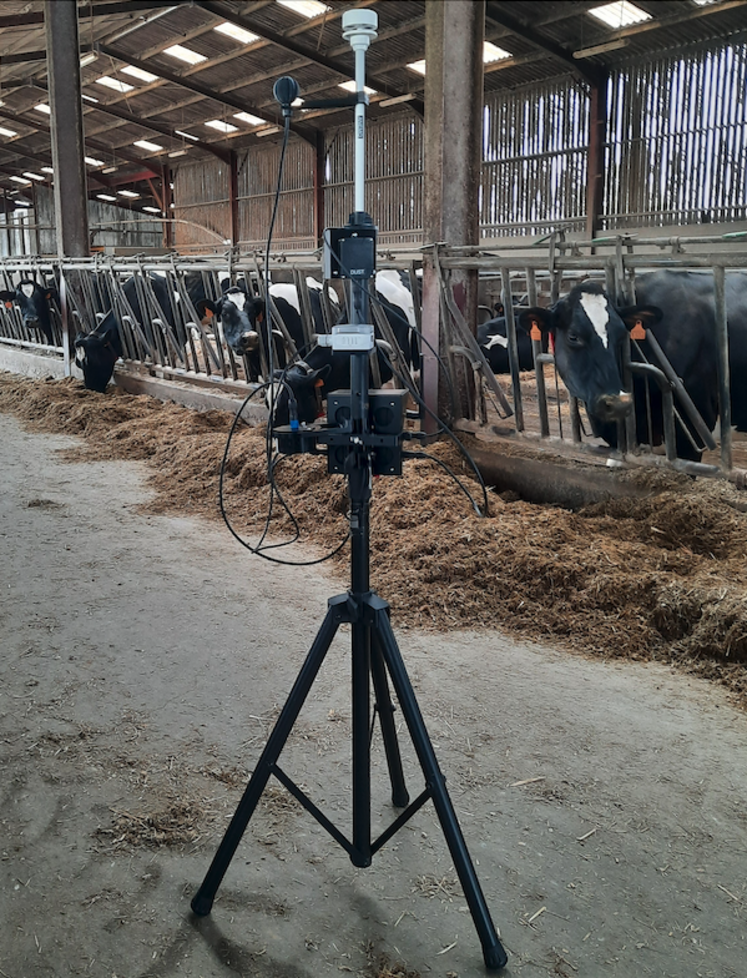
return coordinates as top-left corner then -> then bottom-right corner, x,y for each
190,890 -> 214,917
483,941 -> 508,971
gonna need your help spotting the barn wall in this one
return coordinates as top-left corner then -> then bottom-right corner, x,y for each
480,78 -> 590,237
325,112 -> 424,246
238,139 -> 317,252
31,187 -> 162,256
604,43 -> 747,229
172,161 -> 232,254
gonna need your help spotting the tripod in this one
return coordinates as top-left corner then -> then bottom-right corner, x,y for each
192,9 -> 507,970
191,441 -> 507,971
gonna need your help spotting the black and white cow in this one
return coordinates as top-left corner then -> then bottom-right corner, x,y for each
269,269 -> 423,426
518,271 -> 747,462
0,280 -> 59,346
206,277 -> 340,378
477,315 -> 538,374
74,272 -> 208,393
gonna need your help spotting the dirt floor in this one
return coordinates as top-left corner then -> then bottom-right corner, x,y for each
2,373 -> 747,978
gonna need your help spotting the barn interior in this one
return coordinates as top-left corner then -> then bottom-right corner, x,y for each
2,4 -> 747,975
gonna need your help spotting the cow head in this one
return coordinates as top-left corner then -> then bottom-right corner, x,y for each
518,281 -> 661,425
0,280 -> 58,345
198,286 -> 264,357
74,317 -> 122,393
269,360 -> 331,427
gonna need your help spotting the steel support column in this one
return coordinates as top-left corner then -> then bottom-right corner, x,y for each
421,0 -> 484,430
44,0 -> 89,258
229,151 -> 239,248
586,73 -> 608,242
162,165 -> 173,250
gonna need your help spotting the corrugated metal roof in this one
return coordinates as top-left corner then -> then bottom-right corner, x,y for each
0,0 -> 744,213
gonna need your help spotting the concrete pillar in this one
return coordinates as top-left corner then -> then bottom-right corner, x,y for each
421,0 -> 484,428
45,0 -> 89,257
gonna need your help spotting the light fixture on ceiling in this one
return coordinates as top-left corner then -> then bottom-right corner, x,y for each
142,206 -> 161,214
10,175 -> 32,185
573,38 -> 630,58
79,52 -> 98,68
256,125 -> 282,137
175,129 -> 199,141
118,189 -> 140,198
168,149 -> 189,158
22,172 -> 45,182
0,125 -> 18,137
34,103 -> 51,114
84,156 -> 106,167
96,194 -> 118,202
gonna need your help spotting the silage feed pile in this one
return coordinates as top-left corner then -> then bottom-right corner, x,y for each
3,373 -> 747,706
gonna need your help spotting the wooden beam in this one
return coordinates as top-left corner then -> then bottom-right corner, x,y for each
96,41 -> 319,147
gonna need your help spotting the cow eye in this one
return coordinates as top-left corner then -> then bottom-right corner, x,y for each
567,331 -> 581,345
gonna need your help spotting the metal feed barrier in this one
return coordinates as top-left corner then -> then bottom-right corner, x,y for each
1,236 -> 746,486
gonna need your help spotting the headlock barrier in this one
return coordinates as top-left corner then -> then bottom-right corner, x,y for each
1,231 -> 746,486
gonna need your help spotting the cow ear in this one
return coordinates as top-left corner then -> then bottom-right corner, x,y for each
44,287 -> 59,303
195,298 -> 217,322
0,290 -> 14,303
250,297 -> 265,322
518,307 -> 553,338
619,305 -> 662,335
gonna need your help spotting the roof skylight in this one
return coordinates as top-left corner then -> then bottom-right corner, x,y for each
339,80 -> 377,95
122,65 -> 160,83
205,119 -> 239,133
0,126 -> 18,137
407,60 -> 426,76
233,111 -> 265,126
214,22 -> 259,45
34,103 -> 51,114
164,44 -> 207,65
588,2 -> 652,28
276,0 -> 330,19
484,41 -> 512,63
133,139 -> 164,152
96,75 -> 135,93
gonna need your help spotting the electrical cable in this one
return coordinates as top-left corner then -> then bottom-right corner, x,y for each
219,76 -> 492,561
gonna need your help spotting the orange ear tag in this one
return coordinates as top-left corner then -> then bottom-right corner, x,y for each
630,318 -> 646,340
4,301 -> 13,309
314,378 -> 325,388
530,320 -> 542,342
257,311 -> 264,323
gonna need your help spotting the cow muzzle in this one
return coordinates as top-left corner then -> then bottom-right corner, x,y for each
592,391 -> 633,423
236,330 -> 259,354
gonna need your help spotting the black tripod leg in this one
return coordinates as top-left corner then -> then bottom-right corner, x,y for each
369,600 -> 508,971
370,633 -> 409,808
191,597 -> 344,917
